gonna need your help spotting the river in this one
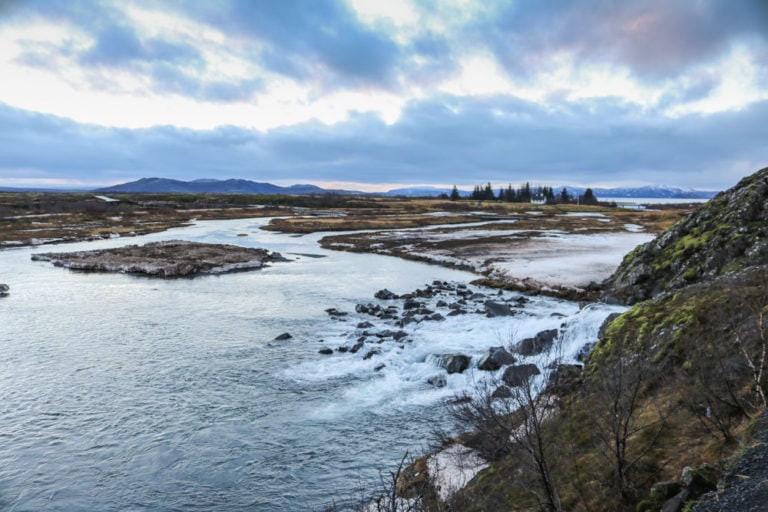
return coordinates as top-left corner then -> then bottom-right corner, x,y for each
0,217 -> 623,511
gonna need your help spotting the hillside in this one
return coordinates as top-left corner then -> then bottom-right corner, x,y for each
417,167 -> 768,512
607,167 -> 768,304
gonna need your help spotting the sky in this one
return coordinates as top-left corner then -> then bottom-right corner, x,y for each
0,0 -> 767,192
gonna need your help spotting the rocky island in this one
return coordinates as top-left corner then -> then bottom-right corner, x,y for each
31,240 -> 287,277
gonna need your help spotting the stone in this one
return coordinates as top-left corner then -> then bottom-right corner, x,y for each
502,364 -> 541,387
363,349 -> 381,360
492,386 -> 512,399
0,283 -> 8,297
274,332 -> 292,341
357,321 -> 374,329
318,347 -> 333,355
435,354 -> 471,374
477,347 -> 517,371
374,288 -> 398,300
484,300 -> 514,317
514,329 -> 558,356
427,374 -> 447,388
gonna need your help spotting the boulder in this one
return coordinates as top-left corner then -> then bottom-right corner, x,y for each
514,329 -> 558,356
484,300 -> 514,317
374,288 -> 398,300
492,386 -> 512,399
502,364 -> 541,387
318,347 -> 333,355
427,375 -> 447,388
274,332 -> 293,341
0,284 -> 8,297
477,347 -> 517,371
435,354 -> 471,374
363,348 -> 381,360
357,321 -> 374,329
547,364 -> 583,388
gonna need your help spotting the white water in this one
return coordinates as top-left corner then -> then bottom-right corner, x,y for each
0,218 -> 623,511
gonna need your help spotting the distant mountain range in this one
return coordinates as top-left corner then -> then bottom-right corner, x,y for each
93,177 -> 355,195
2,177 -> 717,199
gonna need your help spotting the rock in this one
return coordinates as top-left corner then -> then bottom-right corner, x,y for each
477,347 -> 517,371
435,354 -> 471,374
357,321 -> 374,329
363,348 -> 381,360
375,288 -> 398,300
605,167 -> 768,303
373,363 -> 386,372
427,375 -> 447,388
0,283 -> 8,297
325,308 -> 348,317
349,341 -> 365,353
484,300 -> 514,317
492,385 -> 512,399
502,364 -> 541,387
274,332 -> 293,341
403,298 -> 422,310
514,329 -> 558,356
318,347 -> 333,355
31,240 -> 287,277
547,364 -> 583,388
337,346 -> 349,353
426,313 -> 445,322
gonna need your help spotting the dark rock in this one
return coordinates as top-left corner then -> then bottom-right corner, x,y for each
318,347 -> 333,355
325,308 -> 348,317
373,363 -> 386,372
337,346 -> 349,353
427,374 -> 447,388
547,364 -> 583,388
375,288 -> 398,300
514,329 -> 558,356
349,341 -> 365,353
477,347 -> 517,371
403,298 -> 422,310
435,354 -> 471,374
502,364 -> 541,387
447,309 -> 465,316
0,284 -> 8,297
492,386 -> 512,399
274,332 -> 293,341
485,300 -> 515,317
426,313 -> 445,322
357,321 -> 375,329
363,349 -> 381,360
436,300 -> 448,308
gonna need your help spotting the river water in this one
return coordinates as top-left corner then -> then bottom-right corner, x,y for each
0,217 -> 623,511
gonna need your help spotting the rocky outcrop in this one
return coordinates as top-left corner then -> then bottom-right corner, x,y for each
31,240 -> 287,277
606,167 -> 768,304
0,283 -> 8,297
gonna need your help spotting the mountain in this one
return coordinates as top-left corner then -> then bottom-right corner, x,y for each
94,177 -> 337,195
592,185 -> 717,199
384,186 -> 465,197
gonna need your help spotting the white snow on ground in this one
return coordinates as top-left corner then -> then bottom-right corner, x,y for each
557,212 -> 607,218
624,223 -> 645,232
485,232 -> 653,288
428,444 -> 489,501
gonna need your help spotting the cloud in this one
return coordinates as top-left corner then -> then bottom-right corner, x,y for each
1,96 -> 765,190
479,0 -> 768,80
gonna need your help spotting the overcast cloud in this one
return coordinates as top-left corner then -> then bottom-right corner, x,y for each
0,0 -> 766,191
